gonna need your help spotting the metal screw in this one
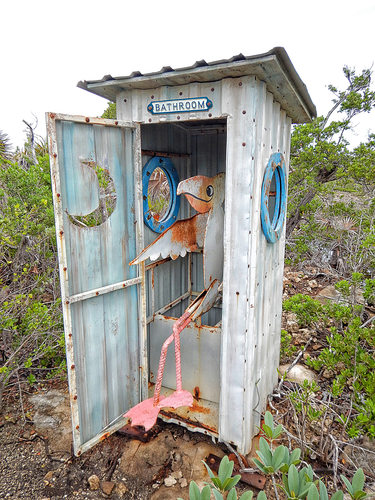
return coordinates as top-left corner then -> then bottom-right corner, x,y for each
85,117 -> 90,123
239,82 -> 242,86
242,110 -> 246,114
242,142 -> 246,147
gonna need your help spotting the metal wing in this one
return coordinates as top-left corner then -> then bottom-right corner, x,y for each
130,212 -> 209,265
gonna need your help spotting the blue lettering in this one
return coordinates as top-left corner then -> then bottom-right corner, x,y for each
191,101 -> 197,109
179,102 -> 184,110
173,102 -> 178,111
155,104 -> 160,112
185,101 -> 190,109
161,104 -> 167,112
198,100 -> 205,109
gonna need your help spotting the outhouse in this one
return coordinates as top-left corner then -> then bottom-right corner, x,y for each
47,47 -> 316,456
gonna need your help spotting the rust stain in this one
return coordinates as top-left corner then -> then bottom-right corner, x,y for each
159,410 -> 217,434
193,386 -> 200,400
190,401 -> 210,414
170,217 -> 199,251
100,432 -> 110,441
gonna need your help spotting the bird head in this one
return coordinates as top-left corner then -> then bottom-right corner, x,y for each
177,173 -> 225,213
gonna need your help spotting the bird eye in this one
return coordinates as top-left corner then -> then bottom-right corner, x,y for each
206,185 -> 214,197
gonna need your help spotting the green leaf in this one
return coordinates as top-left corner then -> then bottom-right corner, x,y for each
318,480 -> 329,500
256,492 -> 268,500
340,474 -> 354,496
239,491 -> 254,500
227,488 -> 238,500
290,448 -> 301,464
273,424 -> 284,438
218,455 -> 234,484
307,483 -> 319,500
352,468 -> 365,493
201,485 -> 212,500
354,492 -> 367,500
262,424 -> 273,439
272,445 -> 287,471
222,475 -> 241,491
189,481 -> 201,500
211,477 -> 223,490
212,489 -> 224,500
288,464 -> 299,496
331,491 -> 344,500
264,411 -> 274,429
202,460 -> 216,480
253,458 -> 268,474
259,437 -> 273,464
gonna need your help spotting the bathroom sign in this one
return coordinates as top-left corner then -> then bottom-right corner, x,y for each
147,97 -> 213,115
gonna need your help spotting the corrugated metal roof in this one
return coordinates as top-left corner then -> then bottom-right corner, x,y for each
78,47 -> 316,123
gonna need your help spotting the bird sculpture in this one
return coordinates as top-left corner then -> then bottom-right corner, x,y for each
124,172 -> 225,430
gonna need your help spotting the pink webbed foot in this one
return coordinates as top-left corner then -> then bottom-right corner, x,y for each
158,390 -> 193,409
124,395 -> 165,430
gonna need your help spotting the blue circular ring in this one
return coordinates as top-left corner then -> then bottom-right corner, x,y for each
260,153 -> 287,244
142,157 -> 180,233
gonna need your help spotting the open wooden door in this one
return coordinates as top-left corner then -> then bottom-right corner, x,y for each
46,113 -> 146,455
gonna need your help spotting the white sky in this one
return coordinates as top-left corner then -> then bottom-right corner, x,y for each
1,0 -> 374,150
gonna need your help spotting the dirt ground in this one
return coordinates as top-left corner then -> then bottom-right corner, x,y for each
0,383 -> 268,500
1,267 -> 375,499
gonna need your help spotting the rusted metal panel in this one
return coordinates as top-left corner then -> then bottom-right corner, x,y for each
149,316 -> 221,403
47,114 -> 145,455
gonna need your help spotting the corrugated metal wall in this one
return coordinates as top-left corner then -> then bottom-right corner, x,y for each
117,76 -> 291,453
220,77 -> 291,453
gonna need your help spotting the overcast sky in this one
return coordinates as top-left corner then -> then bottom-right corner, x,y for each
2,0 -> 374,150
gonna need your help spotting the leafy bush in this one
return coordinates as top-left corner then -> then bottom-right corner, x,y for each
182,412 -> 368,499
0,152 -> 64,408
283,281 -> 375,439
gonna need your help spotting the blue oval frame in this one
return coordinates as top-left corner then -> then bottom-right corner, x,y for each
142,156 -> 180,233
261,153 -> 287,244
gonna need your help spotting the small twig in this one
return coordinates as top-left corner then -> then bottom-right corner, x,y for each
329,434 -> 339,490
16,371 -> 25,423
360,315 -> 375,328
272,474 -> 280,500
224,441 -> 246,471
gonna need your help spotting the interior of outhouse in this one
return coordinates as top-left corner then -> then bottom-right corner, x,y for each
140,118 -> 227,423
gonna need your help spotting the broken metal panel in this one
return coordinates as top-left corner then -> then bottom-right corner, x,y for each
47,114 -> 144,454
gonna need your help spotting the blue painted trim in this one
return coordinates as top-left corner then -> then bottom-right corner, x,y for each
142,157 -> 180,233
147,97 -> 213,115
261,153 -> 287,244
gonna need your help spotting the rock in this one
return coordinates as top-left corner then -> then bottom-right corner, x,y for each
316,285 -> 364,305
28,388 -> 72,455
114,482 -> 128,497
101,481 -> 115,495
44,470 -> 54,482
322,369 -> 334,379
279,364 -> 317,384
164,475 -> 177,487
171,470 -> 182,479
179,478 -> 188,488
286,320 -> 299,333
88,474 -> 100,491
